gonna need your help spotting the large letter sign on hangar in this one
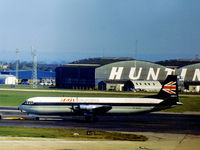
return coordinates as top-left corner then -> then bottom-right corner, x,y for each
95,61 -> 200,84
95,60 -> 173,83
177,63 -> 200,82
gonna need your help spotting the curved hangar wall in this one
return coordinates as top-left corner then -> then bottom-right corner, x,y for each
95,60 -> 173,84
177,63 -> 200,83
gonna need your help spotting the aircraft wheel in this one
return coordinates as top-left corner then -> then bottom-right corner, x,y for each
35,117 -> 40,120
85,116 -> 91,122
84,114 -> 99,122
92,116 -> 99,122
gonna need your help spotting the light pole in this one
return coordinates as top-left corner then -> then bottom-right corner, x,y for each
16,49 -> 19,85
31,46 -> 37,88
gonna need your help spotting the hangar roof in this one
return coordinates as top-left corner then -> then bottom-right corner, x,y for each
95,60 -> 168,82
65,64 -> 100,67
178,62 -> 200,69
156,59 -> 200,68
69,57 -> 134,66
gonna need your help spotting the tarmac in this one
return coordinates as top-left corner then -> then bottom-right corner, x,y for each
0,132 -> 199,150
0,107 -> 200,150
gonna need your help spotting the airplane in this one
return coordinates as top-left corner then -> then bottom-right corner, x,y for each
18,75 -> 182,121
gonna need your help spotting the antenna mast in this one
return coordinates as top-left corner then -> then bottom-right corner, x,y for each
31,46 -> 37,88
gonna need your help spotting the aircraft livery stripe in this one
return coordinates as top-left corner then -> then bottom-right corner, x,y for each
23,102 -> 159,106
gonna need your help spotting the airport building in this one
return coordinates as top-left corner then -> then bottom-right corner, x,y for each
55,57 -> 134,89
176,63 -> 200,91
55,57 -> 200,92
98,80 -> 127,91
0,75 -> 17,85
1,70 -> 55,85
56,64 -> 98,89
95,60 -> 171,83
124,80 -> 162,92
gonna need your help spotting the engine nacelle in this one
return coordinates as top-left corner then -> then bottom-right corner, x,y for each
79,104 -> 102,110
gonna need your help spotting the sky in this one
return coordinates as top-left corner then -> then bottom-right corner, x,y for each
0,0 -> 200,63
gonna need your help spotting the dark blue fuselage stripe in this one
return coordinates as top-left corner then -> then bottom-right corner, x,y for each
22,102 -> 159,107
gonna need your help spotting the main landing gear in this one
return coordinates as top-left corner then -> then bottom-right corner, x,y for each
84,113 -> 99,122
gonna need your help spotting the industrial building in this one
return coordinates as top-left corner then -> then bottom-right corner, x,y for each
55,57 -> 200,92
124,80 -> 162,92
56,64 -> 98,89
98,80 -> 127,91
1,70 -> 55,85
0,75 -> 16,85
56,57 -> 134,89
176,63 -> 200,92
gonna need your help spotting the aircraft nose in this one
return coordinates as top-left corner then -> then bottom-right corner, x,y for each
18,105 -> 23,111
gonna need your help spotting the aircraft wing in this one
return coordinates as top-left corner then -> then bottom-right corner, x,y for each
72,104 -> 112,114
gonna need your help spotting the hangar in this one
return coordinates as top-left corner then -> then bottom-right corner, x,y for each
56,64 -> 98,89
124,80 -> 161,92
176,63 -> 200,83
95,60 -> 172,84
98,80 -> 126,91
176,63 -> 200,91
56,58 -> 171,90
55,57 -> 134,89
55,57 -> 200,92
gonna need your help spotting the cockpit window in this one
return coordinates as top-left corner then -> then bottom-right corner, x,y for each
24,101 -> 34,105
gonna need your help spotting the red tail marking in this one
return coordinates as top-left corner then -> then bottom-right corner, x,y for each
162,81 -> 176,94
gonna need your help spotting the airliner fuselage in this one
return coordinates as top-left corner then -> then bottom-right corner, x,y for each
18,75 -> 182,121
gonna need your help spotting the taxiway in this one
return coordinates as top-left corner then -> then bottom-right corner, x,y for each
0,107 -> 199,135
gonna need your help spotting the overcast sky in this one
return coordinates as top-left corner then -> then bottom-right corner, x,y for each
0,0 -> 199,63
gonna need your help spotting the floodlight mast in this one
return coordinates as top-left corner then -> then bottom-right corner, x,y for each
31,46 -> 37,88
134,40 -> 138,78
16,49 -> 19,85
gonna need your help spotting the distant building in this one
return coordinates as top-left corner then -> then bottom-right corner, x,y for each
0,75 -> 16,85
189,85 -> 200,92
1,70 -> 55,85
176,63 -> 200,89
124,80 -> 162,92
98,80 -> 127,91
56,64 -> 99,89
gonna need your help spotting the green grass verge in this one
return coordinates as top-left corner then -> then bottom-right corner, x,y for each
162,96 -> 200,112
0,84 -> 50,89
0,90 -> 143,106
0,126 -> 147,141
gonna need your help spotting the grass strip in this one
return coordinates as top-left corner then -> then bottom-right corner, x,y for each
0,90 -> 144,106
0,126 -> 147,141
161,96 -> 200,112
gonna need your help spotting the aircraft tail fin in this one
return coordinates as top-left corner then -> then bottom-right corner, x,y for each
156,75 -> 179,104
